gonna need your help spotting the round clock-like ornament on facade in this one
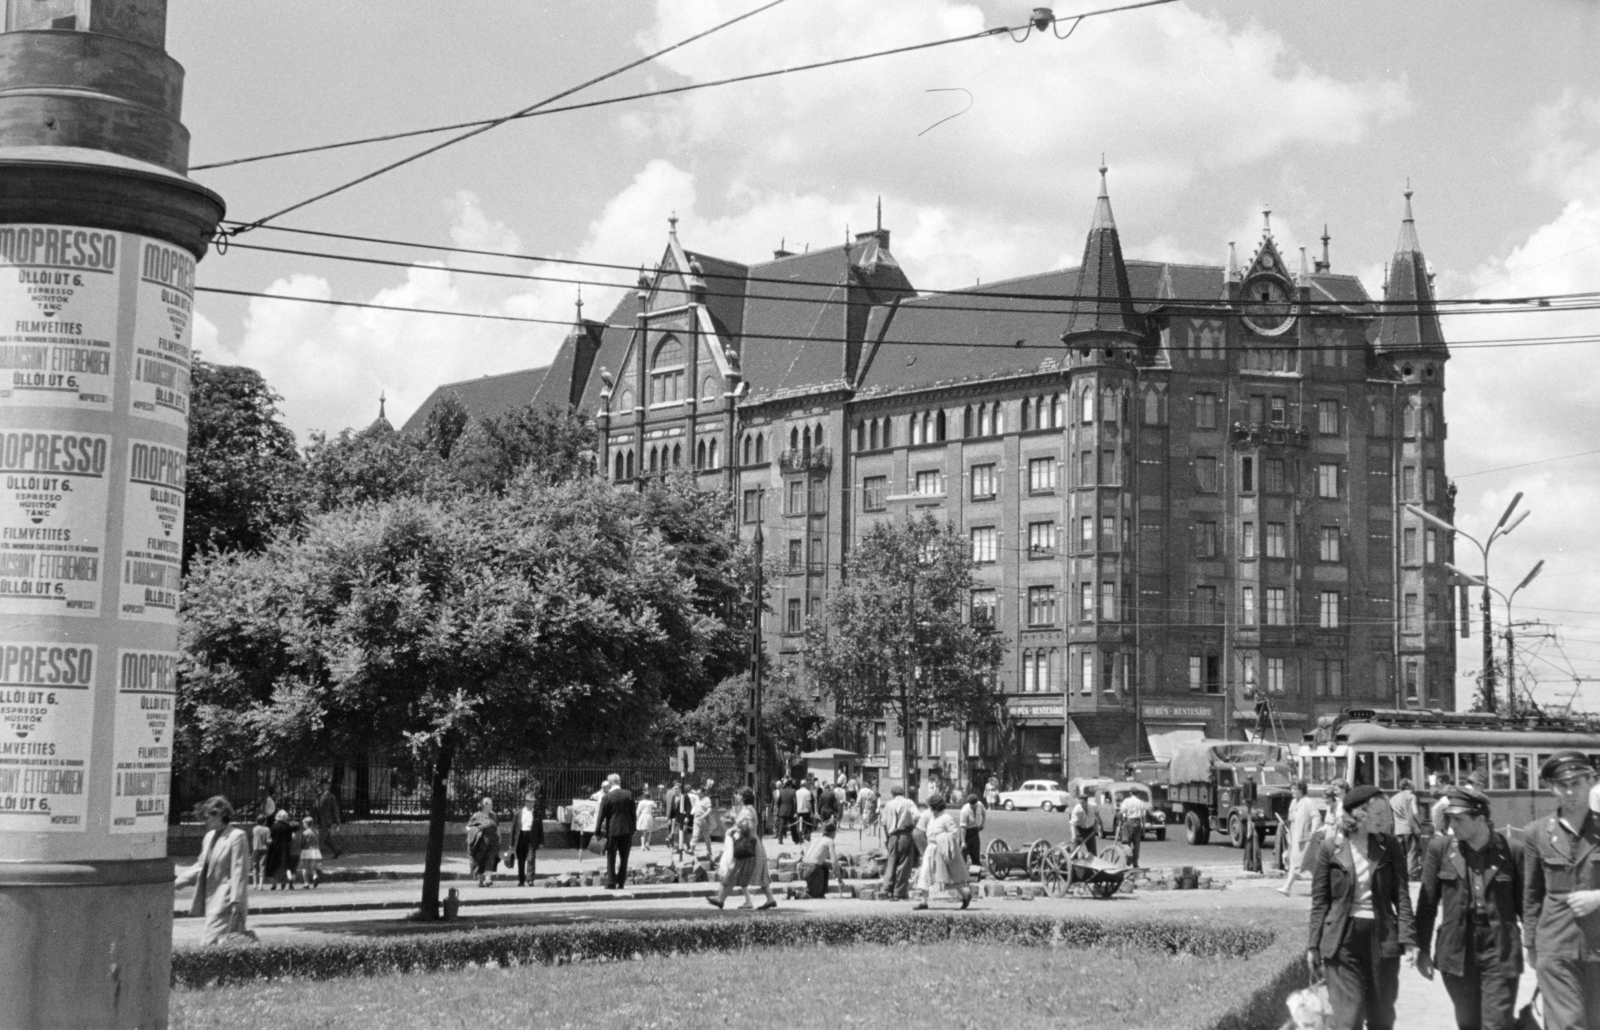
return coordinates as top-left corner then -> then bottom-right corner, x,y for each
1241,275 -> 1296,336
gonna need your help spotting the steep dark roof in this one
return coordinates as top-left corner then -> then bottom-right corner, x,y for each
401,366 -> 549,434
530,318 -> 605,411
574,291 -> 642,414
1062,170 -> 1143,340
1376,191 -> 1446,353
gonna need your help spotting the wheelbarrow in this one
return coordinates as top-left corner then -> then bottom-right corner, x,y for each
982,838 -> 1052,881
1042,840 -> 1131,898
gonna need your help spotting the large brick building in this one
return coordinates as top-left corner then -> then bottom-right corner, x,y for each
408,173 -> 1458,786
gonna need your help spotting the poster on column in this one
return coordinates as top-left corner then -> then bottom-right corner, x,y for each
0,641 -> 95,831
109,649 -> 175,832
0,225 -> 119,411
118,438 -> 184,623
130,237 -> 193,426
0,430 -> 110,616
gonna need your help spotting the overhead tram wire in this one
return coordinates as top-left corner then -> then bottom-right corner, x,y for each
193,283 -> 1600,354
194,0 -> 1183,175
224,0 -> 791,234
214,229 -> 1600,320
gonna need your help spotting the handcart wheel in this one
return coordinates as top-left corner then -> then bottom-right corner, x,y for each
984,838 -> 1010,880
1042,844 -> 1073,898
1026,838 -> 1052,880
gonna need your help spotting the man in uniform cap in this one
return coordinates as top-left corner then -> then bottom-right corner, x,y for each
1414,785 -> 1525,1030
1524,750 -> 1600,1029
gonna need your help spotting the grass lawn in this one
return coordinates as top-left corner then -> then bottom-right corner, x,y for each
172,940 -> 1269,1030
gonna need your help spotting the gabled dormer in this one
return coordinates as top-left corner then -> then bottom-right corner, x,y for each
1236,210 -> 1296,338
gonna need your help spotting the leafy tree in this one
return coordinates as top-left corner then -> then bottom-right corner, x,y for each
676,669 -> 823,770
180,475 -> 727,918
302,419 -> 445,512
446,403 -> 594,494
420,392 -> 470,460
801,514 -> 1005,791
184,359 -> 304,570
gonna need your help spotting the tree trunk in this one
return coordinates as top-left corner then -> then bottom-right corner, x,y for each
417,741 -> 454,920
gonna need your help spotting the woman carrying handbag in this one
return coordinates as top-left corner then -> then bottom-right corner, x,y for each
709,788 -> 777,910
1306,784 -> 1416,1030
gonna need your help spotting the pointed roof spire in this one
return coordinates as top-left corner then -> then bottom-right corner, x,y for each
667,211 -> 678,236
1378,184 -> 1446,354
876,195 -> 883,232
1226,240 -> 1241,282
575,285 -> 584,318
378,392 -> 386,421
1063,163 -> 1142,340
1262,206 -> 1273,239
1316,224 -> 1331,273
1090,155 -> 1116,231
1297,246 -> 1310,286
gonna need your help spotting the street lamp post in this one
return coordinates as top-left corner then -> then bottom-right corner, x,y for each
1447,560 -> 1544,715
1407,492 -> 1529,713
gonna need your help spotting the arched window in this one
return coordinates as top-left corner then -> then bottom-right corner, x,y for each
869,419 -> 879,450
1051,395 -> 1063,428
1023,650 -> 1036,693
625,451 -> 634,479
856,421 -> 866,451
814,424 -> 823,447
696,441 -> 706,468
673,443 -> 682,467
1422,404 -> 1436,439
1101,388 -> 1116,423
649,447 -> 659,473
978,404 -> 990,437
649,336 -> 685,405
1403,402 -> 1418,438
803,426 -> 812,454
1142,389 -> 1161,426
993,404 -> 1004,435
882,418 -> 892,448
755,434 -> 766,463
743,435 -> 753,465
963,406 -> 973,438
1081,388 -> 1095,423
790,427 -> 800,451
935,410 -> 947,441
614,452 -> 625,481
1021,398 -> 1033,431
708,439 -> 718,468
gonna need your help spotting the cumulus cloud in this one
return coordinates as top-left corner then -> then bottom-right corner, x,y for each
1442,90 -> 1600,709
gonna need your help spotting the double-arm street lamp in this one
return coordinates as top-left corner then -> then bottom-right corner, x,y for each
1447,559 -> 1544,715
1404,492 -> 1533,713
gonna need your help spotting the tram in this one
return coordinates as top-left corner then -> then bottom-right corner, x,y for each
1297,707 -> 1600,829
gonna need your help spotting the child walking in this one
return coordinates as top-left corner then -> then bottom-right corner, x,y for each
299,816 -> 323,887
251,814 -> 271,889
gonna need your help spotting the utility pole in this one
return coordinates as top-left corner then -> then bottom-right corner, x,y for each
902,569 -> 917,798
747,491 -> 764,817
0,4 -> 223,1027
1482,586 -> 1496,712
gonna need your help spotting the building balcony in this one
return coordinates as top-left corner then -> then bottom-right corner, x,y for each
779,447 -> 833,473
1229,421 -> 1310,449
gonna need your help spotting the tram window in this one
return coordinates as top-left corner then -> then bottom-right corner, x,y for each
1491,753 -> 1512,791
1514,756 -> 1531,791
1458,753 -> 1489,788
1354,751 -> 1374,787
1424,752 -> 1455,788
1395,754 -> 1416,788
1377,755 -> 1396,790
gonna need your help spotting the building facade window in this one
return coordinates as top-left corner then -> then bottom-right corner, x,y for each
1266,522 -> 1287,558
1196,521 -> 1218,559
1079,582 -> 1094,621
1265,587 -> 1287,626
1318,463 -> 1340,499
1189,656 -> 1204,691
1241,586 -> 1256,626
1194,585 -> 1219,624
1028,457 -> 1057,493
863,476 -> 887,511
1098,450 -> 1117,486
970,526 -> 997,564
1028,521 -> 1056,558
1195,392 -> 1218,430
1265,656 -> 1286,694
1263,458 -> 1285,494
1402,466 -> 1417,501
1100,581 -> 1117,621
742,489 -> 762,523
1318,399 -> 1340,435
970,463 -> 996,500
1028,585 -> 1058,626
1079,650 -> 1094,695
1425,467 -> 1437,502
1425,528 -> 1437,564
1403,527 -> 1418,564
649,336 -> 685,405
914,470 -> 942,496
970,589 -> 997,629
1404,593 -> 1420,632
1240,456 -> 1255,493
1241,521 -> 1256,559
1320,591 -> 1340,628
787,479 -> 805,515
1319,527 -> 1341,562
786,597 -> 803,634
1315,658 -> 1345,697
1100,516 -> 1116,551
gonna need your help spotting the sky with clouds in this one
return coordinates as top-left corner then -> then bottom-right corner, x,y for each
170,0 -> 1600,710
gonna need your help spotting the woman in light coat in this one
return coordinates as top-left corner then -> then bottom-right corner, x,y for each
709,787 -> 777,910
174,795 -> 256,945
913,795 -> 972,910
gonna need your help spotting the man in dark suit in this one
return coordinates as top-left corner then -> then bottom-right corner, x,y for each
510,790 -> 544,887
1308,783 -> 1416,1030
775,779 -> 799,844
1414,785 -> 1524,1030
816,776 -> 841,836
596,774 -> 638,889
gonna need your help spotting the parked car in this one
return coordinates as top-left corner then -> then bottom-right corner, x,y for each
996,779 -> 1073,812
1093,781 -> 1168,842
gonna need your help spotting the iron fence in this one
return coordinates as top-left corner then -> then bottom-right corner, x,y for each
173,755 -> 745,823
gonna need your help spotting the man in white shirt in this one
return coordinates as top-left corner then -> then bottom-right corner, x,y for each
959,793 -> 986,871
1070,793 -> 1099,857
795,780 -> 814,841
879,785 -> 920,900
1389,778 -> 1421,878
1117,790 -> 1150,868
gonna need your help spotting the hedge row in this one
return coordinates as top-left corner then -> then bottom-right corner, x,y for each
173,913 -> 1276,988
